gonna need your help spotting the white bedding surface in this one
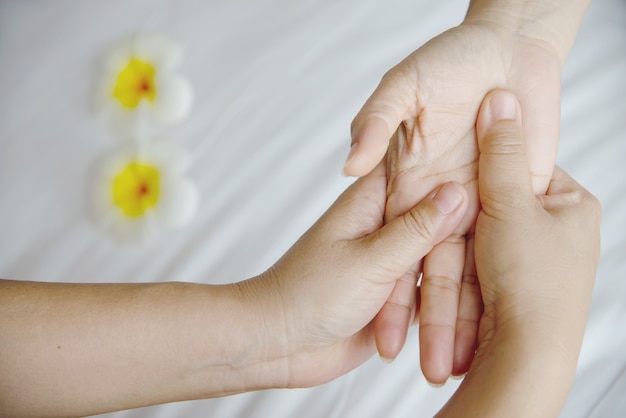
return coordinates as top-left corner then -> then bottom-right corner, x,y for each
1,1 -> 624,417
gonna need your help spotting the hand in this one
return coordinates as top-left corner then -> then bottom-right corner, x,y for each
0,171 -> 468,416
436,89 -> 601,417
345,19 -> 564,382
243,163 -> 468,388
474,90 -> 600,352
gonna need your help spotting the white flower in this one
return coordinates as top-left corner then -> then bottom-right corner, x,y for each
95,34 -> 193,137
92,139 -> 198,243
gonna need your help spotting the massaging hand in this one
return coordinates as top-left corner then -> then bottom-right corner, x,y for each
436,89 -> 601,416
343,0 -> 590,382
1,90 -> 598,418
246,163 -> 468,388
0,172 -> 467,416
473,88 -> 600,369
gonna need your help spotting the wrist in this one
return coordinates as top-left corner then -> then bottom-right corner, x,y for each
483,314 -> 583,372
167,280 -> 290,399
463,0 -> 591,66
221,276 -> 291,391
489,292 -> 591,364
438,322 -> 579,417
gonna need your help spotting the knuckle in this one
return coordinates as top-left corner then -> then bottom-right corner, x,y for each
420,321 -> 456,333
403,208 -> 438,241
485,127 -> 525,154
461,271 -> 479,287
571,189 -> 602,223
481,192 -> 532,219
386,294 -> 414,309
422,274 -> 461,296
568,189 -> 584,205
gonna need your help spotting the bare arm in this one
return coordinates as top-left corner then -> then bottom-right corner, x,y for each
0,162 -> 468,417
0,279 -> 286,417
437,324 -> 582,417
465,0 -> 592,65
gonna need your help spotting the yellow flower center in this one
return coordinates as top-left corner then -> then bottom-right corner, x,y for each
112,162 -> 160,217
113,58 -> 157,109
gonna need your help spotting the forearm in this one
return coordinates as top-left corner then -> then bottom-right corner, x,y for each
465,0 -> 591,65
436,325 -> 580,417
0,279 -> 287,417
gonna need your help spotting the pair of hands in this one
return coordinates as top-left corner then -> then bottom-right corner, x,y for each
249,89 -> 600,391
250,13 -> 567,386
243,0 -> 597,393
346,17 -> 562,381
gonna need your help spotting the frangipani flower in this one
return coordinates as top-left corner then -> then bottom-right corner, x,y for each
92,139 -> 198,243
95,34 -> 193,137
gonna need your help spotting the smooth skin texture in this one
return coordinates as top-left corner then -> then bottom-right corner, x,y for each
437,89 -> 601,417
0,164 -> 468,417
0,90 -> 599,418
344,0 -> 592,383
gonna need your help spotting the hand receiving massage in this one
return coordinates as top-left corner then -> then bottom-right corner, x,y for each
343,0 -> 592,384
0,89 -> 600,417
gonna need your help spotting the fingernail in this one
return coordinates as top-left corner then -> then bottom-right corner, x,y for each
432,182 -> 464,215
426,380 -> 445,388
380,355 -> 395,364
450,374 -> 465,381
489,90 -> 518,121
341,142 -> 359,176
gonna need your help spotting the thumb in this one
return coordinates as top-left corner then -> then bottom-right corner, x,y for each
476,89 -> 535,217
343,71 -> 417,177
363,182 -> 467,278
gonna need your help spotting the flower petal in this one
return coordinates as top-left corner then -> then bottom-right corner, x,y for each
133,34 -> 183,72
153,177 -> 199,229
91,139 -> 197,243
152,75 -> 193,125
94,34 -> 192,133
102,39 -> 135,73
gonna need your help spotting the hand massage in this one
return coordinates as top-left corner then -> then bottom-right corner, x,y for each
2,0 -> 624,417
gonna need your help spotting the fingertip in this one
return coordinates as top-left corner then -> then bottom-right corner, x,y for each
343,117 -> 392,177
342,145 -> 379,177
451,340 -> 474,377
380,355 -> 395,364
420,329 -> 454,385
426,379 -> 446,388
341,142 -> 361,176
488,89 -> 519,122
476,89 -> 521,150
422,182 -> 468,246
475,90 -> 534,207
374,305 -> 410,362
531,172 -> 552,195
432,182 -> 467,215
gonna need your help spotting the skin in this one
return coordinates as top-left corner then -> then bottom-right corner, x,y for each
343,0 -> 592,383
0,90 -> 599,418
437,89 -> 601,417
0,164 -> 469,417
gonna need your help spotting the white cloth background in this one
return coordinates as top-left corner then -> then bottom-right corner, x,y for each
1,1 -> 624,417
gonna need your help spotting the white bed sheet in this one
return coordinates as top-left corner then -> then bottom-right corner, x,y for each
0,1 -> 624,417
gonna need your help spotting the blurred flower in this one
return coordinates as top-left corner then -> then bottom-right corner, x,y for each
95,34 -> 193,137
92,139 -> 198,243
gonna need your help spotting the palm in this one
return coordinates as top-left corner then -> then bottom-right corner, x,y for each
387,24 -> 560,204
357,23 -> 561,381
